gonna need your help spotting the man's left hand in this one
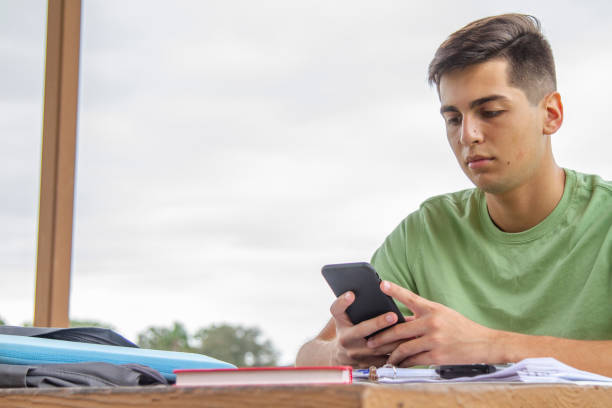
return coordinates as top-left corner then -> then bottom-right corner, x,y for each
366,280 -> 500,367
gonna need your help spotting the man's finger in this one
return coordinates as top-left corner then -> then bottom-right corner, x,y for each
366,317 -> 425,349
386,335 -> 431,366
329,291 -> 355,327
351,311 -> 399,339
380,281 -> 431,316
395,352 -> 431,368
367,340 -> 405,356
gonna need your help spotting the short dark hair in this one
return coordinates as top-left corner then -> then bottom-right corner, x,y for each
428,14 -> 556,104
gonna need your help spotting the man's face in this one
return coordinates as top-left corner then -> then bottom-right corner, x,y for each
438,59 -> 550,195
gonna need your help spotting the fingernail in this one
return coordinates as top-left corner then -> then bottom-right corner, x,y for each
344,292 -> 353,300
382,281 -> 391,290
367,339 -> 375,348
385,313 -> 395,323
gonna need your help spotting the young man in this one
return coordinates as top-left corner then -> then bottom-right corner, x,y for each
296,14 -> 612,376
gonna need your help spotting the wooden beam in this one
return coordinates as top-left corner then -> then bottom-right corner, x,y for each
34,0 -> 82,328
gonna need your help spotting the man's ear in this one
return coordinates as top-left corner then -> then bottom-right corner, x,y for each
542,92 -> 563,135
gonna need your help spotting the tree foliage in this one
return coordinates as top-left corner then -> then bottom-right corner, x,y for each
193,323 -> 279,367
136,322 -> 279,367
70,319 -> 115,330
137,321 -> 191,352
0,316 -> 5,325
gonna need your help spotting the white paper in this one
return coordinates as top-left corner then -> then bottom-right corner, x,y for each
353,358 -> 612,384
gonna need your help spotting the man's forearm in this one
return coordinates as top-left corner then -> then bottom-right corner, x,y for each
493,330 -> 612,377
295,338 -> 335,366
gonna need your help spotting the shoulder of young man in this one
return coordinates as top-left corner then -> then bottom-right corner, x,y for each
418,187 -> 478,212
571,169 -> 612,195
386,187 -> 480,239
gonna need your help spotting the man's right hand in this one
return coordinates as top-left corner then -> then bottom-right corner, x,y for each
327,291 -> 409,367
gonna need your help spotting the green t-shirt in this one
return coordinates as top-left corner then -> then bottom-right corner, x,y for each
371,169 -> 612,340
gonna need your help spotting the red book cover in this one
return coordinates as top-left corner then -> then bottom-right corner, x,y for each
174,366 -> 353,386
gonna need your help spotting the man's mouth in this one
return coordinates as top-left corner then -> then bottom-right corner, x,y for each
466,155 -> 494,169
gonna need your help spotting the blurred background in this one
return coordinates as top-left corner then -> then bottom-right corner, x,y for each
1,0 -> 611,365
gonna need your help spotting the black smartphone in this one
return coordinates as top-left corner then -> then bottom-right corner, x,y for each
321,262 -> 405,337
435,364 -> 497,379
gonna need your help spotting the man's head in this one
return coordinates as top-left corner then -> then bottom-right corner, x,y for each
430,14 -> 564,195
428,14 -> 556,105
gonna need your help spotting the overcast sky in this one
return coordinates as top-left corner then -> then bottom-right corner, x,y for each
1,0 -> 611,364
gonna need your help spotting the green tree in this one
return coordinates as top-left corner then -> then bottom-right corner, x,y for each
137,321 -> 192,352
70,319 -> 116,330
192,323 -> 279,367
135,322 -> 280,367
0,316 -> 5,325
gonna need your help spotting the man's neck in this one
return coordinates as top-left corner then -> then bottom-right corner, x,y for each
485,165 -> 566,233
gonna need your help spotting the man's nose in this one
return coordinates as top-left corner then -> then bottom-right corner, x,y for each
459,115 -> 483,145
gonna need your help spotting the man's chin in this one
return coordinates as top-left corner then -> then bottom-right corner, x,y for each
469,174 -> 510,195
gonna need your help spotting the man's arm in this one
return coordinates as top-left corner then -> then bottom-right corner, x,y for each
295,319 -> 341,366
489,332 -> 612,377
295,291 -> 401,367
367,281 -> 612,377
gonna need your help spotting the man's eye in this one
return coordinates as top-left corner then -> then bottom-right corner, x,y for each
481,110 -> 503,118
445,116 -> 461,126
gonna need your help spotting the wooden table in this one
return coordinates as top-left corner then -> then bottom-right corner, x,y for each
1,382 -> 612,407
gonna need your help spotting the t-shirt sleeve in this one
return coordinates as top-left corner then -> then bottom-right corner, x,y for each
370,211 -> 420,316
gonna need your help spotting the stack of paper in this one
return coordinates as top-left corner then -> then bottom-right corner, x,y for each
354,358 -> 612,385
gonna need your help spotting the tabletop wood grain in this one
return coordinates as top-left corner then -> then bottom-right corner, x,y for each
1,382 -> 612,408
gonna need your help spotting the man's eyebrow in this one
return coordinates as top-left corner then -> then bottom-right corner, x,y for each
469,94 -> 508,109
440,105 -> 459,115
440,94 -> 509,115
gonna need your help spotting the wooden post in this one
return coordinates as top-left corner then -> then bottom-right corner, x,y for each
34,0 -> 82,328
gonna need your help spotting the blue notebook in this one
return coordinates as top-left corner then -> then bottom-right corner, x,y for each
0,334 -> 235,381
